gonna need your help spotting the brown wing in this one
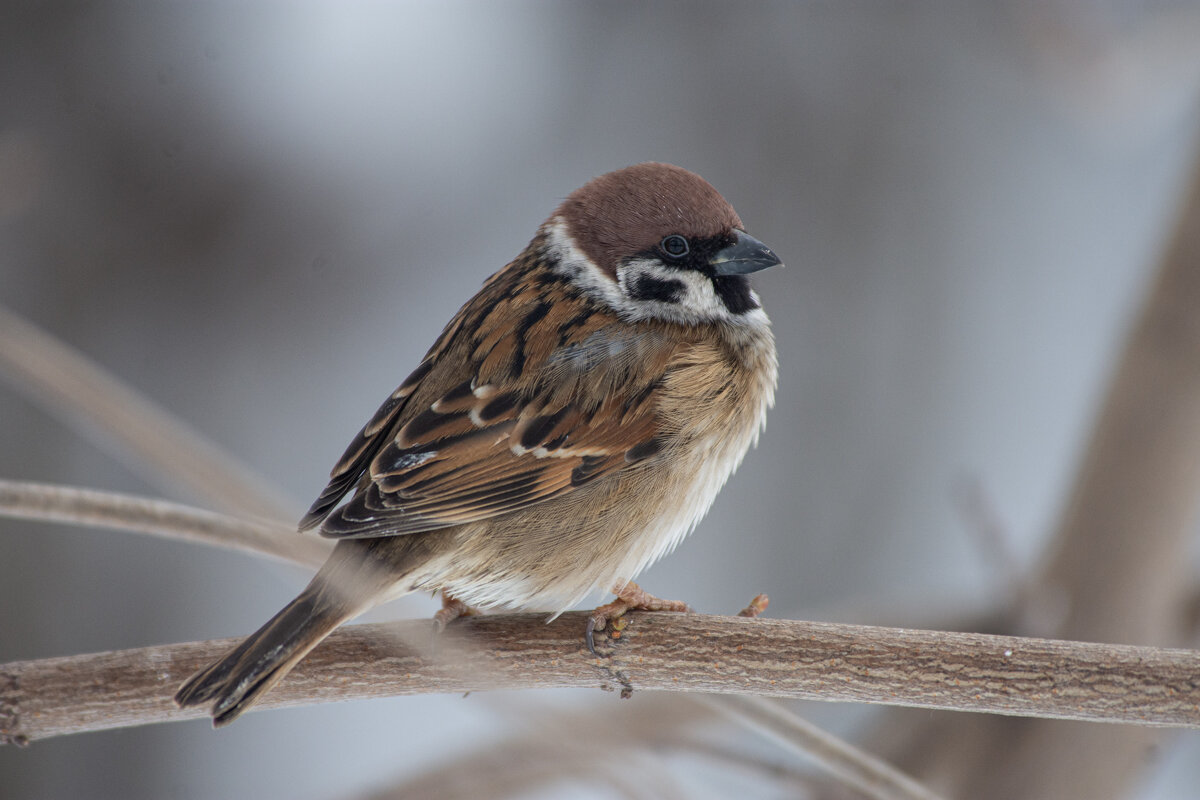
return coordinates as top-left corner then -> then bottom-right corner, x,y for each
297,293 -> 471,532
320,374 -> 663,538
303,257 -> 678,539
297,358 -> 434,531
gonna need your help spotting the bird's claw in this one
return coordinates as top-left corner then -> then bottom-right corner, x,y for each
585,581 -> 691,657
429,593 -> 478,657
585,614 -> 602,656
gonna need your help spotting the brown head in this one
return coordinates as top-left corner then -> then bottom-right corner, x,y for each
543,163 -> 782,325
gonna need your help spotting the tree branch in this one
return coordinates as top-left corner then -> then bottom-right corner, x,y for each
4,612 -> 1198,746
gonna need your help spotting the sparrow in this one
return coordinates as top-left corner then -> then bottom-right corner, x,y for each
175,162 -> 781,725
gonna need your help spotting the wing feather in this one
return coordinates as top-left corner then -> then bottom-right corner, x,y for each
304,259 -> 680,539
297,359 -> 432,530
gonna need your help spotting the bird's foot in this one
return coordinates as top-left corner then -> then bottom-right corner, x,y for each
586,581 -> 692,656
428,592 -> 479,658
433,592 -> 479,633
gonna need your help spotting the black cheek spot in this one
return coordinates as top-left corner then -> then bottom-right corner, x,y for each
628,275 -> 685,304
712,275 -> 759,314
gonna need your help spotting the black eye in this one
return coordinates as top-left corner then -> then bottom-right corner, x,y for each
660,235 -> 690,259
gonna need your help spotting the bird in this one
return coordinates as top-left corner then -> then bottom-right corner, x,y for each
174,162 -> 781,726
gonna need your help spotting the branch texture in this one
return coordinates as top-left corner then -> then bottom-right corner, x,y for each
4,612 -> 1199,745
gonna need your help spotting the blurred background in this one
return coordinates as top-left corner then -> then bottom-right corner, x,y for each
3,2 -> 1200,798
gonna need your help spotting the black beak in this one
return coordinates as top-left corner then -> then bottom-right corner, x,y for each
709,230 -> 783,276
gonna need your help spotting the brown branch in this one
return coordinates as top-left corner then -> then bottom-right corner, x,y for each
0,479 -> 945,800
4,613 -> 1199,746
0,483 -> 943,797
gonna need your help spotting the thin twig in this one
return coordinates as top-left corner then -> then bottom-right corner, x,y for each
0,479 -> 328,568
355,694 -> 712,800
355,695 -> 837,800
0,305 -> 294,520
3,612 -> 1198,746
700,695 -> 946,800
951,474 -> 1023,601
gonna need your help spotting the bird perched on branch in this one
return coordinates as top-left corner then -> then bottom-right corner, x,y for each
175,162 -> 781,725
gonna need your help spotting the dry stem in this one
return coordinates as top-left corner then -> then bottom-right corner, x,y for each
0,305 -> 294,520
0,479 -> 328,568
701,694 -> 946,800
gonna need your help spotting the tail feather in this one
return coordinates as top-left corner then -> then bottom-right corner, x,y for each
175,589 -> 353,726
177,536 -> 424,725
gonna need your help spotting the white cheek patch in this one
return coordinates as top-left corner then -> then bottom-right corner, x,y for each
616,259 -> 733,324
619,261 -> 720,314
544,217 -> 770,329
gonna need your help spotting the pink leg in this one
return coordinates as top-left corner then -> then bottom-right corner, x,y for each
432,592 -> 478,633
586,581 -> 692,655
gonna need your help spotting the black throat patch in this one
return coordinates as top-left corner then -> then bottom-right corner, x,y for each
712,275 -> 759,314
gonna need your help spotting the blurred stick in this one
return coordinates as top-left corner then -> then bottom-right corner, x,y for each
0,306 -> 294,521
701,695 -> 946,800
3,614 -> 1199,745
0,479 -> 328,568
891,141 -> 1200,799
356,695 -> 817,800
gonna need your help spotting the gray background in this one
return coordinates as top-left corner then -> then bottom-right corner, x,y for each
3,3 -> 1199,798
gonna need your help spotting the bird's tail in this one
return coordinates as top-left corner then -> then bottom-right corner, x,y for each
176,536 -> 432,726
174,584 -> 358,726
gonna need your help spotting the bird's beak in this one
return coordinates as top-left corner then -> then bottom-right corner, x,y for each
708,230 -> 784,276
